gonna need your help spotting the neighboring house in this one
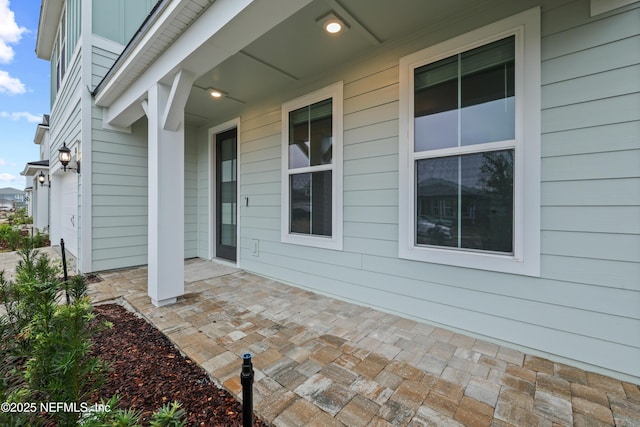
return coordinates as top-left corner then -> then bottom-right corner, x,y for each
24,187 -> 33,217
21,115 -> 51,233
21,161 -> 50,232
0,188 -> 25,211
36,0 -> 639,383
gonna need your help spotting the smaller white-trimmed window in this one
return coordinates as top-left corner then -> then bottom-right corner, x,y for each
281,82 -> 343,250
399,8 -> 541,276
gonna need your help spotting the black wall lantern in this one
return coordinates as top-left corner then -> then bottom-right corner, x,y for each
58,142 -> 80,173
38,171 -> 50,187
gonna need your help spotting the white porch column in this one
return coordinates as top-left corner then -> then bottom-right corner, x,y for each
35,182 -> 49,231
147,81 -> 185,306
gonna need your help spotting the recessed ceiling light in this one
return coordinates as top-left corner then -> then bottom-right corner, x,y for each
317,12 -> 348,35
209,88 -> 224,98
325,21 -> 342,33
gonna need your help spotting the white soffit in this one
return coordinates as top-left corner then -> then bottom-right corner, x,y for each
36,0 -> 64,60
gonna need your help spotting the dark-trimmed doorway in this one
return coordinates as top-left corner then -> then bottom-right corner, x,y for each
215,127 -> 237,262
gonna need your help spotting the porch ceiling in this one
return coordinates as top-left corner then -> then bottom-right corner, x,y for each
185,0 -> 480,125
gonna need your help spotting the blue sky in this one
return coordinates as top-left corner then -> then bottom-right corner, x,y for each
0,0 -> 49,190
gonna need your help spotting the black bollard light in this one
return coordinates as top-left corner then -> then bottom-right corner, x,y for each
60,238 -> 70,304
241,352 -> 254,427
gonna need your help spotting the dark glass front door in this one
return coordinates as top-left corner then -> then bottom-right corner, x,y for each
216,128 -> 237,261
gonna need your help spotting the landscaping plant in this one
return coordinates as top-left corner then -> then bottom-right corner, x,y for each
149,401 -> 186,427
0,247 -> 187,426
80,398 -> 186,427
0,246 -> 105,426
0,223 -> 23,251
0,222 -> 49,252
7,208 -> 32,226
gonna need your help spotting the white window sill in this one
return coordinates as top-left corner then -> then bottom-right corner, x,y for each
281,233 -> 343,251
399,243 -> 539,276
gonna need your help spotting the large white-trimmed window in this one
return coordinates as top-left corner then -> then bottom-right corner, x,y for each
399,8 -> 540,276
281,82 -> 343,250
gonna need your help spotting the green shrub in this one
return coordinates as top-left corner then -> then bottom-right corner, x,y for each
79,397 -> 186,427
0,248 -> 105,426
3,226 -> 22,251
30,231 -> 47,249
0,225 -> 49,252
150,401 -> 186,427
0,223 -> 11,240
7,208 -> 32,226
1,250 -> 188,427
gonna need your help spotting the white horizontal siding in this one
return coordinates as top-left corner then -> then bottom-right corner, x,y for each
542,206 -> 640,234
197,127 -> 210,259
185,126 -> 198,258
91,121 -> 199,266
91,108 -> 148,271
50,49 -> 83,260
542,150 -> 640,181
538,6 -> 640,381
240,255 -> 638,379
543,93 -> 639,133
92,46 -> 119,89
542,178 -> 640,206
225,0 -> 640,381
52,46 -> 82,119
542,121 -> 640,157
542,35 -> 640,84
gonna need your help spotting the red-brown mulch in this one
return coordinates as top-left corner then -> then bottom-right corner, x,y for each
91,304 -> 267,427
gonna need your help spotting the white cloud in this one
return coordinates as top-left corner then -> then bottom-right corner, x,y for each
0,69 -> 25,95
0,0 -> 26,64
0,111 -> 40,122
0,172 -> 17,182
0,159 -> 16,170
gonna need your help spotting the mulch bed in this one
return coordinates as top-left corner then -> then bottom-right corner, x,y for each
91,304 -> 267,427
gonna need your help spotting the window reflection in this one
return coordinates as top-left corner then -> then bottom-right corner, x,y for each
290,171 -> 332,236
289,99 -> 333,169
416,150 -> 514,253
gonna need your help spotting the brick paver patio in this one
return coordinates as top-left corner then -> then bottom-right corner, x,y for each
2,253 -> 639,426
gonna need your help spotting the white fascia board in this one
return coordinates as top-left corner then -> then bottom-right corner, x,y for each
21,164 -> 49,177
98,0 -> 314,128
36,0 -> 64,60
33,124 -> 49,145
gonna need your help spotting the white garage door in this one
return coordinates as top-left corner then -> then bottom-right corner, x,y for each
60,172 -> 78,256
